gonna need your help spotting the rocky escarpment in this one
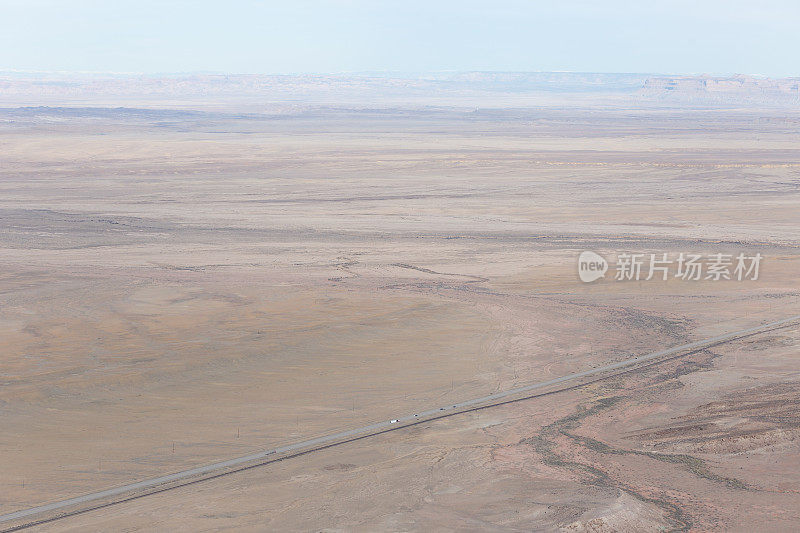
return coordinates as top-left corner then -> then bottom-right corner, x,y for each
642,74 -> 800,104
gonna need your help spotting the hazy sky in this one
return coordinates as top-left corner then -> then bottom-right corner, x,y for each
1,0 -> 798,76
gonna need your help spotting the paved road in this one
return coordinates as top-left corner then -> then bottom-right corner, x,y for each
2,313 -> 799,530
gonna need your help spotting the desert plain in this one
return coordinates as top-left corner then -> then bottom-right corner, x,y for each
1,74 -> 800,531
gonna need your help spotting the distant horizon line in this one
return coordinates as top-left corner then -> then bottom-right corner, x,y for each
1,69 -> 797,80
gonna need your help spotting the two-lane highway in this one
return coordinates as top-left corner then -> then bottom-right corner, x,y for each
2,313 -> 799,531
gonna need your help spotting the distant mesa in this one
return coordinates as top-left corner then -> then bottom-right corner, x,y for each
2,71 -> 799,107
641,74 -> 800,103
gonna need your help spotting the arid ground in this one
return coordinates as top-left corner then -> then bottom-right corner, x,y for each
1,75 -> 800,531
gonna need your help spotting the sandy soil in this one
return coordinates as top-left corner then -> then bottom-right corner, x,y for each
1,101 -> 799,531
